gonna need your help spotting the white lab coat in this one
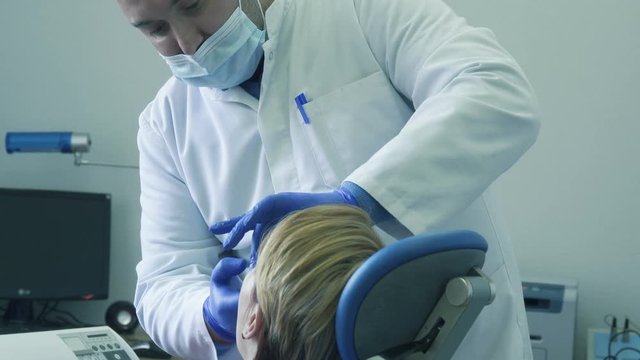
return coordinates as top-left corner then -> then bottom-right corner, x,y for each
135,0 -> 540,359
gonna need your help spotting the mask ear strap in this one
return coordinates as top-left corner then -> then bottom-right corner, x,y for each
255,0 -> 266,23
239,0 -> 267,32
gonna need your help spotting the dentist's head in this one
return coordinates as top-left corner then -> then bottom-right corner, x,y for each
236,205 -> 384,360
116,0 -> 271,88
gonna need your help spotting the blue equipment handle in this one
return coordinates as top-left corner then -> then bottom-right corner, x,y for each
6,132 -> 74,153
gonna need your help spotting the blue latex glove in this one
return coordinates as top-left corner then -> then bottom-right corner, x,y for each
203,257 -> 248,342
209,188 -> 359,267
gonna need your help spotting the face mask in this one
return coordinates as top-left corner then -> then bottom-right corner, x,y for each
162,3 -> 265,89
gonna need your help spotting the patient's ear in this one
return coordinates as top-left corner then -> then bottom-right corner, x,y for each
237,272 -> 263,358
238,302 -> 264,359
242,302 -> 264,340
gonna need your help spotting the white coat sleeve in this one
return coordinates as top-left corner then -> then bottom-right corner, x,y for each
135,111 -> 221,360
346,0 -> 540,234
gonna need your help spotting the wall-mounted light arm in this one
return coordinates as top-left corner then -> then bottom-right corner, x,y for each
6,132 -> 90,154
5,132 -> 138,169
72,152 -> 139,169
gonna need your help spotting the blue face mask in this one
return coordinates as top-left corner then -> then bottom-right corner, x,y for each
162,5 -> 265,89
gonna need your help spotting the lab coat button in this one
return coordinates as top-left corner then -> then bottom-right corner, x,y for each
268,52 -> 274,60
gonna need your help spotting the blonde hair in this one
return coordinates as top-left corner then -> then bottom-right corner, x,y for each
253,205 -> 383,360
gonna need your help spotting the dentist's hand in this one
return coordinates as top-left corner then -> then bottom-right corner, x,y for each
203,257 -> 247,343
209,188 -> 359,267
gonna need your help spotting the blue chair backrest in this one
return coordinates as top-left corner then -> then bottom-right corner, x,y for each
335,230 -> 488,360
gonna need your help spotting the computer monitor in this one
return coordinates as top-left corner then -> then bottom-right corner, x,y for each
0,188 -> 111,324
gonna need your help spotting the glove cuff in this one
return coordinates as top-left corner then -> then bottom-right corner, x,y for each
336,185 -> 359,207
202,300 -> 236,343
340,181 -> 393,224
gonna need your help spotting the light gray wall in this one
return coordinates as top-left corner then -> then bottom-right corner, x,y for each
1,1 -> 638,360
444,0 -> 640,359
0,1 -> 169,323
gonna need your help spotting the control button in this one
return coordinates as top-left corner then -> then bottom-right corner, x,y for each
114,343 -> 121,349
103,350 -> 129,360
107,344 -> 113,349
99,345 -> 106,350
92,346 -> 99,351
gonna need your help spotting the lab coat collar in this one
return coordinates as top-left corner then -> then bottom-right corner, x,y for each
221,86 -> 260,111
197,84 -> 259,111
263,0 -> 293,40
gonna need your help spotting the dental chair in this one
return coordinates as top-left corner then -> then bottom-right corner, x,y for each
336,230 -> 495,360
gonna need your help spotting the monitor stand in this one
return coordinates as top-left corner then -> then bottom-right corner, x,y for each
3,299 -> 34,324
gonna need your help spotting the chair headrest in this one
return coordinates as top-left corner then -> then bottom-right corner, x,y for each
335,230 -> 488,360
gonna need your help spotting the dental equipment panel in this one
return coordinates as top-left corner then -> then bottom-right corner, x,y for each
0,326 -> 140,360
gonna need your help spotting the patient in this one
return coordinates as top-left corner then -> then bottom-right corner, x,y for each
235,205 -> 384,360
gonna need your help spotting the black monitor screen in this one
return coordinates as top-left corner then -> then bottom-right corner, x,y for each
0,188 -> 111,301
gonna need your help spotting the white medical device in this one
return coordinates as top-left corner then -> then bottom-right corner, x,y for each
0,326 -> 140,360
523,278 -> 578,360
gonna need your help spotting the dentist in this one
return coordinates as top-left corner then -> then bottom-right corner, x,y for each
116,0 -> 540,359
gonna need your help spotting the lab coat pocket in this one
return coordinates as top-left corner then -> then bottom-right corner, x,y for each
300,71 -> 413,187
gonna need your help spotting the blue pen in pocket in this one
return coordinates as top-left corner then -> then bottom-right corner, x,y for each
294,93 -> 310,124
